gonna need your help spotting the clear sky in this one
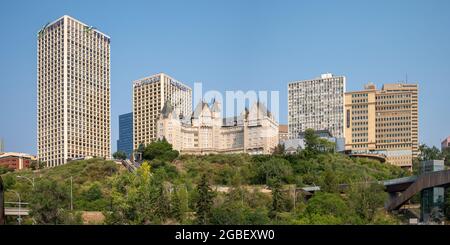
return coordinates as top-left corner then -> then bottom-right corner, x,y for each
0,0 -> 449,154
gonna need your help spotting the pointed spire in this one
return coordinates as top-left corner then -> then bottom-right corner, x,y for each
161,101 -> 174,118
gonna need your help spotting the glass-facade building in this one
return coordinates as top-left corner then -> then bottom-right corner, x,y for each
117,113 -> 133,158
420,160 -> 445,223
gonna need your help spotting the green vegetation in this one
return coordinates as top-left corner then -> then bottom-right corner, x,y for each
1,133 -> 415,225
112,151 -> 127,160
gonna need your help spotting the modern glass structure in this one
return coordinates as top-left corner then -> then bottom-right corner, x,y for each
420,160 -> 445,223
117,113 -> 133,158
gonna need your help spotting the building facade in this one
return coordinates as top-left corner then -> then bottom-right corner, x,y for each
117,112 -> 133,158
37,15 -> 111,167
344,83 -> 419,169
281,130 -> 345,154
133,73 -> 192,150
0,152 -> 36,170
288,73 -> 346,139
157,100 -> 279,155
278,125 -> 289,142
420,160 -> 445,223
441,136 -> 450,151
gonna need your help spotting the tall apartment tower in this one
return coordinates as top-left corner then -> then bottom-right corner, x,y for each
133,73 -> 192,150
288,73 -> 346,139
117,112 -> 133,158
344,83 -> 419,169
37,15 -> 111,167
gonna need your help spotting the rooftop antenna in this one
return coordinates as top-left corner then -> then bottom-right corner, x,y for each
405,73 -> 408,83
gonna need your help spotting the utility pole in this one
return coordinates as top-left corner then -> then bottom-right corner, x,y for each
70,176 -> 73,211
293,186 -> 296,210
0,176 -> 5,225
17,175 -> 35,189
10,190 -> 21,225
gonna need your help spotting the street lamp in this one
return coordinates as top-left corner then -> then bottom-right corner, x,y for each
17,175 -> 35,189
70,176 -> 73,211
9,190 -> 21,225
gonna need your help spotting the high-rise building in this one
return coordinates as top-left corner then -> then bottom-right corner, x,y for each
288,73 -> 346,139
133,73 -> 192,149
117,112 -> 133,158
37,15 -> 111,167
344,83 -> 419,169
441,136 -> 450,151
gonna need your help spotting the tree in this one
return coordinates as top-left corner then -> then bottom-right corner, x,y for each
30,160 -> 46,170
254,158 -> 293,185
172,186 -> 189,223
418,144 -> 443,161
444,188 -> 450,220
304,128 -> 320,155
348,183 -> 386,222
269,180 -> 290,219
195,174 -> 215,224
0,166 -> 13,175
29,179 -> 71,224
273,144 -> 285,155
83,183 -> 103,201
151,179 -> 171,223
305,192 -> 350,221
113,151 -> 127,160
143,138 -> 179,162
442,148 -> 450,166
303,128 -> 335,155
321,168 -> 339,193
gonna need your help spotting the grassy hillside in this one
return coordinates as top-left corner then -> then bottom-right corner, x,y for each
1,148 -> 410,225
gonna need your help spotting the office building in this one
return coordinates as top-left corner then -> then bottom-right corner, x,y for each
288,73 -> 346,139
117,112 -> 133,157
37,15 -> 111,167
344,83 -> 419,169
278,125 -> 289,142
0,138 -> 3,153
0,152 -> 36,170
133,73 -> 192,150
157,100 -> 279,155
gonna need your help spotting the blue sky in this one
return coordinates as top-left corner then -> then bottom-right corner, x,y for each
0,0 -> 449,154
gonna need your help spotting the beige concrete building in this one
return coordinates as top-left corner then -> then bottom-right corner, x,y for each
133,73 -> 192,150
157,100 -> 279,155
344,83 -> 419,169
288,73 -> 346,139
37,15 -> 111,167
278,125 -> 289,142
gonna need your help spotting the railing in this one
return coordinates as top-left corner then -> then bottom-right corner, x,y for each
4,202 -> 30,216
121,159 -> 137,172
386,170 -> 450,211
